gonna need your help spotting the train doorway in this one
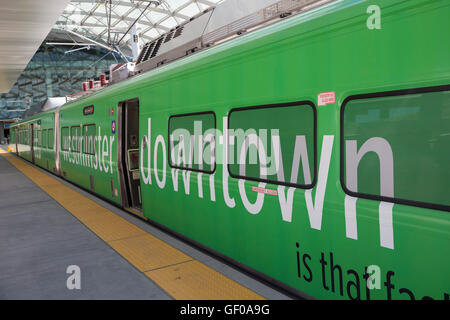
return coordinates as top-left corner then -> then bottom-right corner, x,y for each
15,128 -> 18,154
118,98 -> 142,212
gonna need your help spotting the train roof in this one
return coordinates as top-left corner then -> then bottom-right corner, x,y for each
10,109 -> 57,127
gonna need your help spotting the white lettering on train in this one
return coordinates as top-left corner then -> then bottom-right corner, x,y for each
141,117 -> 394,250
60,126 -> 114,176
345,137 -> 395,249
58,117 -> 395,250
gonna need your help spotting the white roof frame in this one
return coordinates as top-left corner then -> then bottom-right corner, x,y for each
56,0 -> 223,50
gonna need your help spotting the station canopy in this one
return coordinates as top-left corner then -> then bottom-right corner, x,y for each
55,0 -> 224,55
0,1 -> 225,120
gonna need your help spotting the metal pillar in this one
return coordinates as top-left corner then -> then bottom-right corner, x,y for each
0,122 -> 4,144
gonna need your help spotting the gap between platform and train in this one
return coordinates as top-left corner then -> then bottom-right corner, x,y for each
0,149 -> 264,300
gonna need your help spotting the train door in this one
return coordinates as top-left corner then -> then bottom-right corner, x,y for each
14,127 -> 18,154
118,99 -> 142,211
30,124 -> 35,163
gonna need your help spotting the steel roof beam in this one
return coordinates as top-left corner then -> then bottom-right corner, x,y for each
55,29 -> 118,54
63,5 -> 190,21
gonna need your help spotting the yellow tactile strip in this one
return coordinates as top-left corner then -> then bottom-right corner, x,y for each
109,234 -> 193,272
0,149 -> 264,300
146,261 -> 265,300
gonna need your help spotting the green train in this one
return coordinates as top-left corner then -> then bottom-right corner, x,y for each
8,0 -> 450,299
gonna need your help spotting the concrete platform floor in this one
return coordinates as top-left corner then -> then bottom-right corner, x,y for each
0,146 -> 290,300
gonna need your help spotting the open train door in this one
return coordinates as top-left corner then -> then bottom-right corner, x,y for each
14,127 -> 18,155
117,98 -> 142,213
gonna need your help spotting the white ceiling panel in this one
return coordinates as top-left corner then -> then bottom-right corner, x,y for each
0,0 -> 72,93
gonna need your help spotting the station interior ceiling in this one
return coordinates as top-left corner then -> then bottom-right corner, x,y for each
0,0 -> 223,120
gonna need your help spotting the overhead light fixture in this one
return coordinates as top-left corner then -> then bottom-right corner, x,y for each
131,0 -> 161,4
46,42 -> 94,46
65,46 -> 91,54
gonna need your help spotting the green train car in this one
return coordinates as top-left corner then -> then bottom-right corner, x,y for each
9,0 -> 450,299
9,110 -> 58,173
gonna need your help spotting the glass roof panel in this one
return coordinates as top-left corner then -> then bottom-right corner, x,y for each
159,16 -> 178,29
56,0 -> 224,58
178,3 -> 201,17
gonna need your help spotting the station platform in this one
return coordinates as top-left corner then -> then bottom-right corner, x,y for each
0,145 -> 290,300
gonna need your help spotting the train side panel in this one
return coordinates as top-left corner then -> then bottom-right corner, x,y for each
11,112 -> 57,173
7,0 -> 448,300
32,112 -> 57,173
136,0 -> 450,299
58,97 -> 122,205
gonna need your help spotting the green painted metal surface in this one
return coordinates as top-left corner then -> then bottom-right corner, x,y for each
9,0 -> 450,299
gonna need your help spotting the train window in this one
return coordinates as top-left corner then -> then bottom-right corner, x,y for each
342,85 -> 450,211
42,130 -> 47,148
83,124 -> 96,155
169,112 -> 216,174
61,127 -> 70,151
33,129 -> 37,145
228,102 -> 316,188
48,129 -> 54,149
37,130 -> 42,147
71,126 -> 81,153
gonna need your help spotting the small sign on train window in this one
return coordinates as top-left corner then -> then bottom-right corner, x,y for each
83,105 -> 94,115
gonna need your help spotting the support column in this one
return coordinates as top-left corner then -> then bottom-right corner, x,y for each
0,122 -> 4,144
